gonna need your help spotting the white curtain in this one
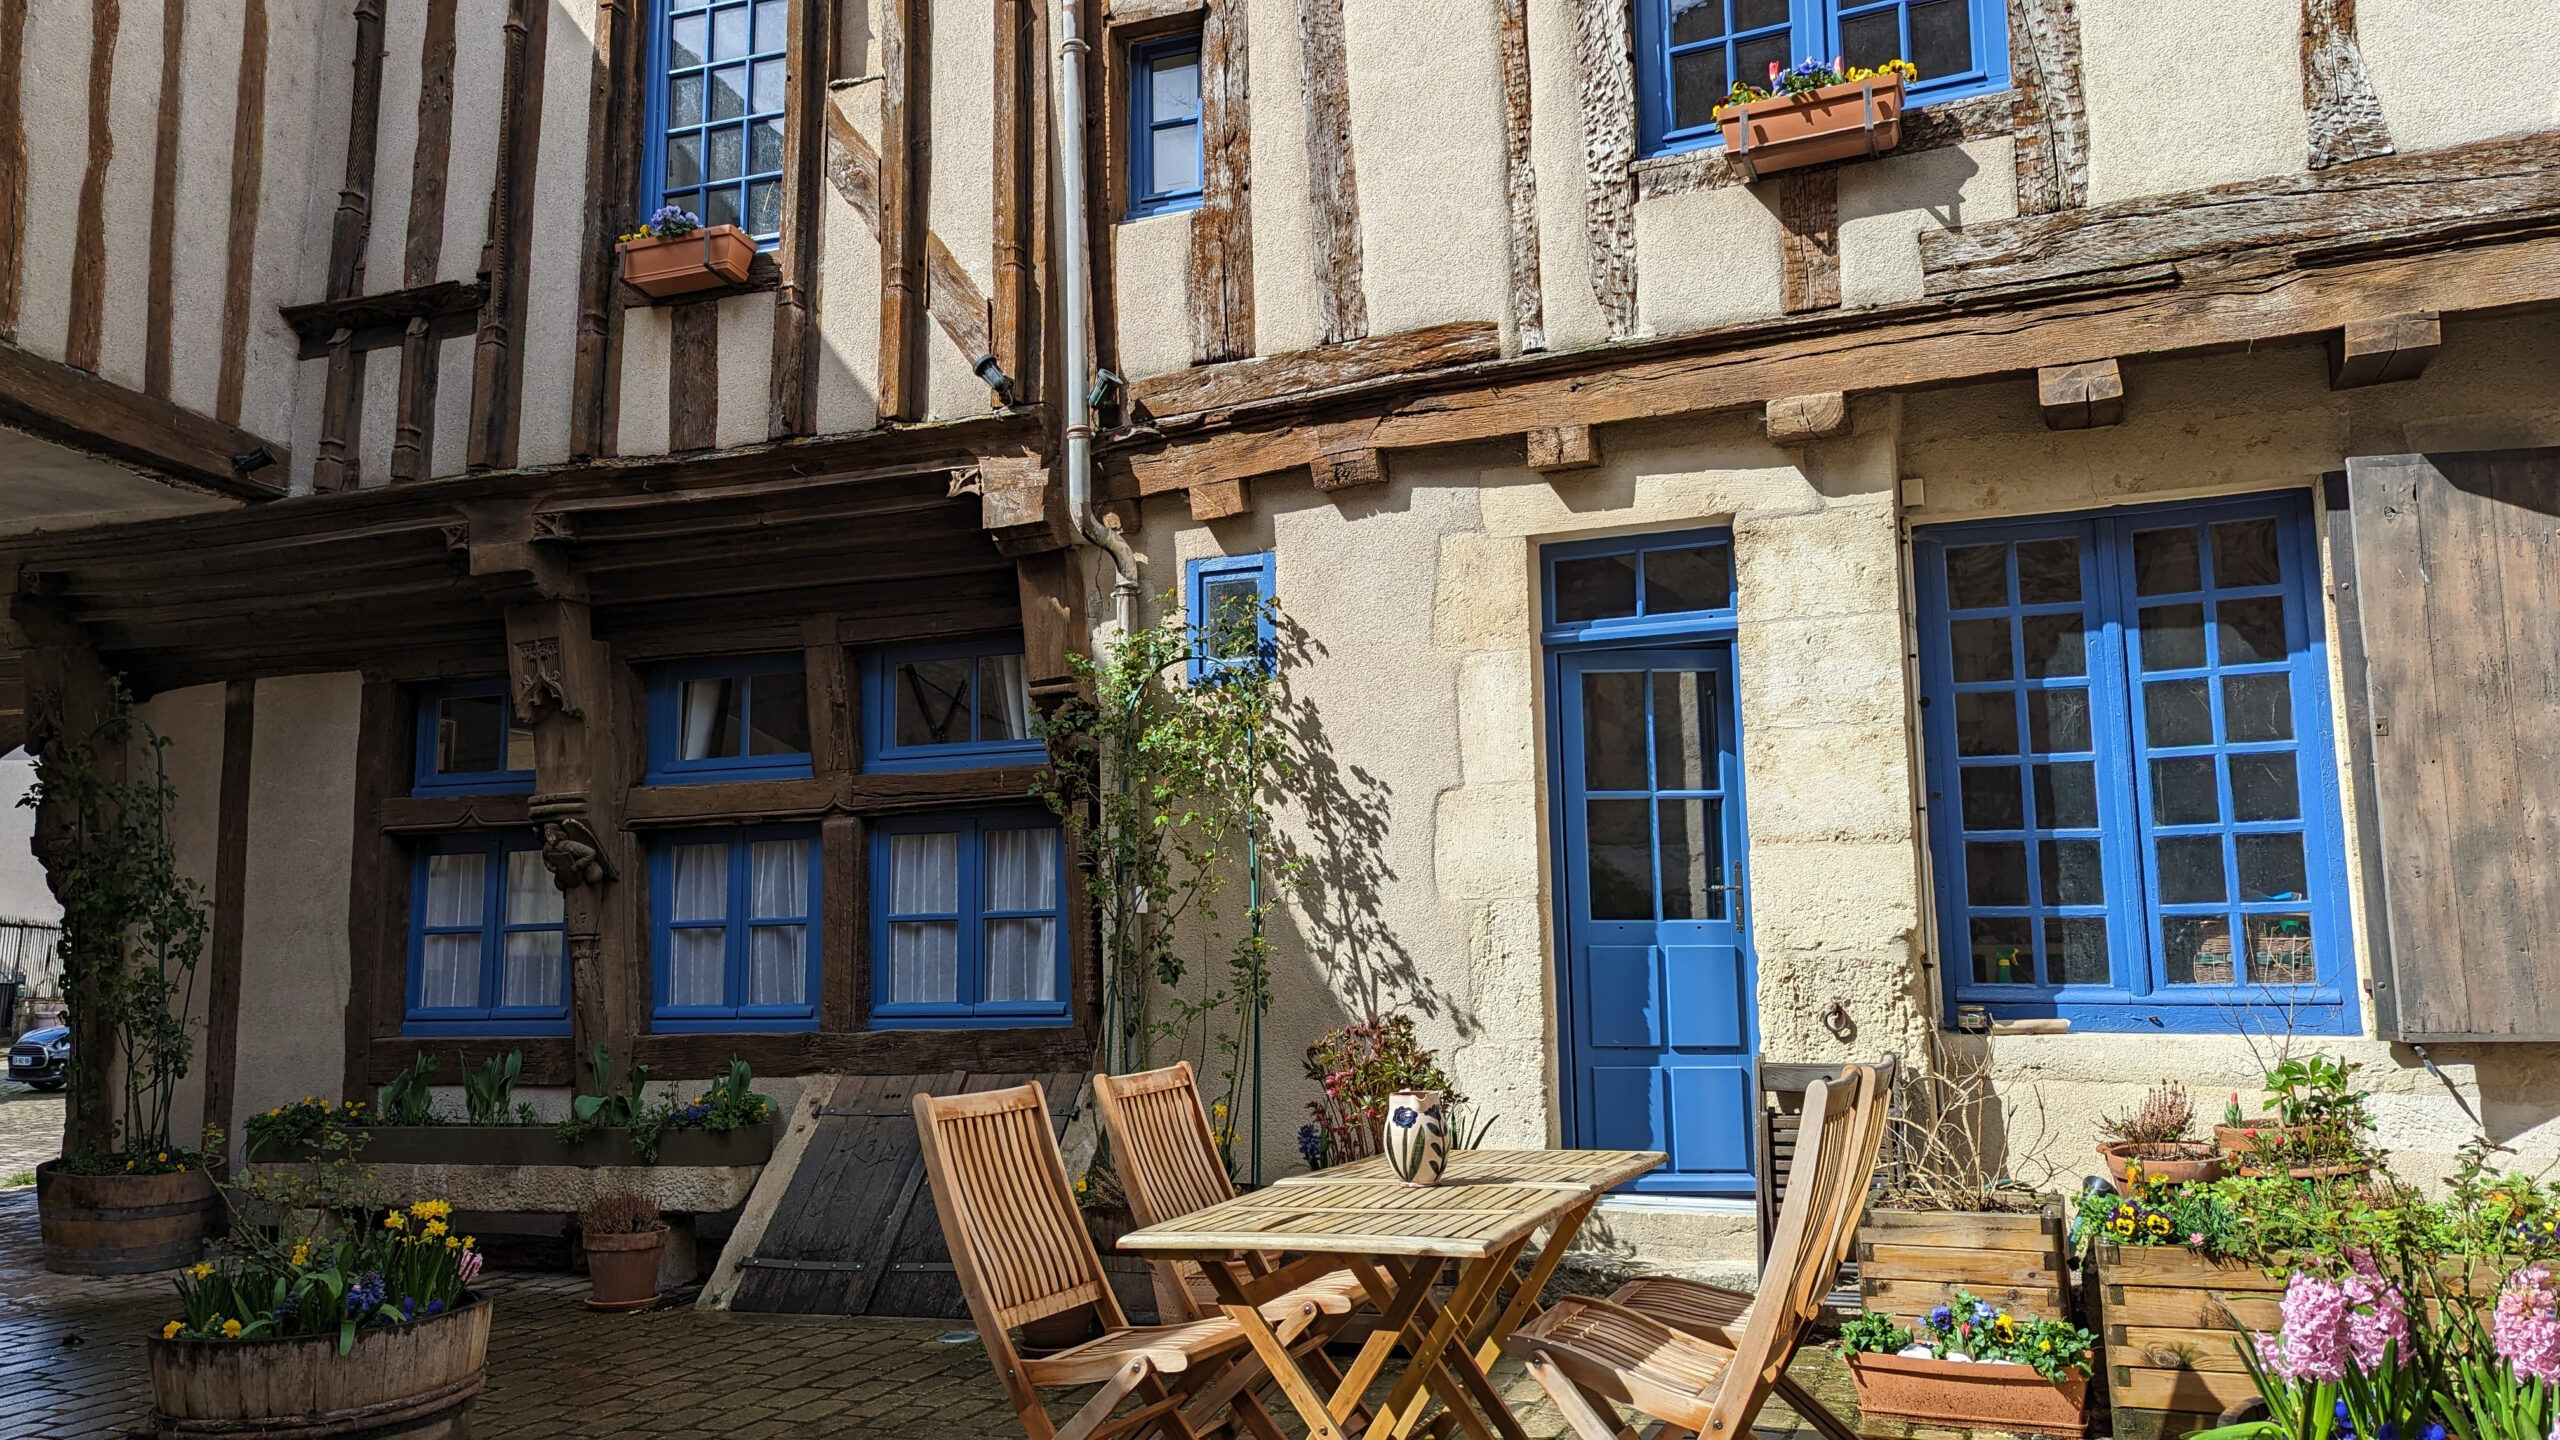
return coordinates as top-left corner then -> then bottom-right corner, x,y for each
420,853 -> 486,1008
745,839 -> 808,1006
979,654 -> 1032,741
678,678 -> 732,760
499,850 -> 564,1009
887,832 -> 959,1004
666,843 -> 728,1006
983,827 -> 1057,1002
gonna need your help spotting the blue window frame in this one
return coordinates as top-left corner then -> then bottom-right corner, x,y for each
1543,528 -> 1737,646
1127,35 -> 1203,218
1914,491 -> 2357,1035
1634,0 -> 2011,156
871,809 -> 1070,1029
858,637 -> 1043,773
645,654 -> 813,784
646,0 -> 789,246
412,680 -> 535,795
1186,552 -> 1275,684
406,832 -> 569,1035
649,826 -> 821,1032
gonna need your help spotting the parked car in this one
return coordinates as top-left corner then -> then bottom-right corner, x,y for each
8,1025 -> 67,1090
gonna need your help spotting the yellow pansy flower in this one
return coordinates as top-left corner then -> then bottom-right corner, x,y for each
162,1320 -> 184,1339
221,1319 -> 243,1338
156,1152 -> 168,1163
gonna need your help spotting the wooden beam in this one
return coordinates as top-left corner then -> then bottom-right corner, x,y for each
2007,0 -> 2088,215
1187,0 -> 1251,364
1525,424 -> 1599,474
468,0 -> 549,470
992,0 -> 1041,393
2302,0 -> 2391,171
326,0 -> 388,298
1571,0 -> 1637,338
976,453 -> 1072,554
2329,310 -> 2439,389
389,324 -> 437,482
282,280 -> 485,348
1131,320 -> 1499,422
1496,0 -> 1542,351
669,300 -> 720,450
1296,0 -> 1365,343
143,0 -> 184,396
405,0 -> 460,286
0,0 -> 26,343
1765,392 -> 1850,444
310,329 -> 365,491
2037,359 -> 2123,430
1312,448 -> 1383,493
877,0 -> 928,419
0,338 -> 289,497
198,679 -> 255,1150
65,0 -> 119,374
1779,170 -> 1841,315
822,93 -> 993,362
215,0 -> 267,424
570,0 -> 637,457
1188,477 -> 1248,520
770,0 -> 828,438
1015,549 -> 1086,694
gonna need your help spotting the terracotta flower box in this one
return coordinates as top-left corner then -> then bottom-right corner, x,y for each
618,224 -> 754,297
1849,1352 -> 2094,1434
2098,1140 -> 2225,1193
1716,76 -> 1905,181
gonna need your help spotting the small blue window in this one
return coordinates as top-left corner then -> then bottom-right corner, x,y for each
645,654 -> 813,784
1542,529 -> 1737,644
406,832 -> 569,1035
1186,552 -> 1275,683
1127,35 -> 1203,217
646,0 -> 789,246
872,809 -> 1069,1029
1634,0 -> 2010,157
650,826 -> 821,1032
1915,492 -> 2356,1035
858,638 -> 1042,772
413,680 -> 535,795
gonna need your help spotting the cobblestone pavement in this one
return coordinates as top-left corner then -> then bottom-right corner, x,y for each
0,1183 -> 1849,1438
0,1088 -> 63,1186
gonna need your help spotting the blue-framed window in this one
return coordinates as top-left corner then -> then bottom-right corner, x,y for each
871,809 -> 1069,1029
1543,529 -> 1737,646
858,637 -> 1042,772
1187,552 -> 1274,683
406,832 -> 569,1035
646,0 -> 788,246
650,826 -> 820,1032
1127,34 -> 1203,218
1635,0 -> 2011,156
645,654 -> 813,784
412,680 -> 535,795
1915,492 -> 2357,1035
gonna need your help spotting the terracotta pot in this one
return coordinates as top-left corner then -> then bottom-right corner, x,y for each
2098,1140 -> 2226,1193
1714,75 -> 1905,180
583,1225 -> 670,1311
1382,1090 -> 1448,1187
148,1292 -> 490,1438
1849,1352 -> 2092,1433
2214,1122 -> 2371,1179
617,225 -> 755,297
36,1160 -> 216,1275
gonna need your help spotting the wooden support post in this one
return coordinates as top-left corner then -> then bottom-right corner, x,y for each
2037,359 -> 2123,430
570,0 -> 635,457
0,0 -> 27,344
468,0 -> 549,470
198,680 -> 255,1152
1297,0 -> 1366,344
770,0 -> 828,437
669,301 -> 719,450
1312,449 -> 1384,493
327,0 -> 389,300
143,0 -> 186,396
877,0 -> 928,420
214,0 -> 268,424
992,0 -> 1041,393
14,601 -> 116,1156
1188,478 -> 1249,521
311,328 -> 365,491
389,317 -> 437,482
342,680 -> 405,1103
1187,0 -> 1252,365
1764,392 -> 1851,445
1778,170 -> 1841,315
64,0 -> 119,374
1015,549 -> 1087,699
1525,424 -> 1599,474
406,0 -> 461,286
2330,311 -> 2439,389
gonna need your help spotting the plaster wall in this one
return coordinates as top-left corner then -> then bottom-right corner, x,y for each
16,0 -> 92,362
1112,211 -> 1194,382
232,673 -> 362,1139
1836,137 -> 2014,310
1523,0 -> 1607,352
364,0 -> 428,289
1337,0 -> 1509,341
433,332 -> 479,475
813,81 -> 885,435
357,351 -> 400,485
2356,0 -> 2560,156
130,686 -> 226,1149
1632,184 -> 1783,335
244,0 -> 335,451
517,0 -> 605,469
1241,0 -> 1322,357
617,307 -> 676,455
168,0 -> 244,419
0,752 -> 61,927
95,0 -> 165,393
2076,0 -> 2302,204
714,292 -> 777,449
439,0 -> 511,286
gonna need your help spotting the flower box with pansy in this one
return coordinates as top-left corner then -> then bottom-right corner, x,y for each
617,204 -> 754,297
1840,1290 -> 2101,1432
1711,57 -> 1917,181
163,1198 -> 481,1352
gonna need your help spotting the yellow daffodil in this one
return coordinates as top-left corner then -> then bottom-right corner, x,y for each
425,1219 -> 449,1238
290,1242 -> 310,1267
126,1160 -> 135,1170
221,1319 -> 243,1338
2040,1339 -> 2054,1352
445,1237 -> 461,1250
189,1261 -> 214,1279
162,1320 -> 183,1339
156,1152 -> 168,1163
462,1236 -> 476,1250
384,1211 -> 407,1230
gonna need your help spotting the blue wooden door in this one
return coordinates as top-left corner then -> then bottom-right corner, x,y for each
1557,646 -> 1756,1194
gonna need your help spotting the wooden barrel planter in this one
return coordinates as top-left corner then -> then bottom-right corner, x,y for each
146,1293 -> 492,1439
2091,1242 -> 2285,1440
36,1161 -> 216,1275
1856,1198 -> 2074,1323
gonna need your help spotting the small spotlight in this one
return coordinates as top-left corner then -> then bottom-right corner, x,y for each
1088,368 -> 1125,412
231,444 -> 278,474
973,354 -> 1017,406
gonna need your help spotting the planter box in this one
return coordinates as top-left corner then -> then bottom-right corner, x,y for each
1857,1200 -> 2073,1324
2099,1142 -> 2225,1194
250,1121 -> 774,1169
618,224 -> 754,297
2210,1123 -> 2370,1180
2092,1242 -> 2287,1440
36,1161 -> 216,1275
147,1292 -> 491,1438
1715,76 -> 1904,181
1850,1353 -> 2094,1435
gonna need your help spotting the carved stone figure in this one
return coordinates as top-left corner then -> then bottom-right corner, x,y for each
541,818 -> 614,889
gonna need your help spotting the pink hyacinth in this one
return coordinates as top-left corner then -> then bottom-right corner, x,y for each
2251,1272 -> 2350,1383
2496,1264 -> 2560,1384
2340,1253 -> 2409,1371
457,1250 -> 484,1286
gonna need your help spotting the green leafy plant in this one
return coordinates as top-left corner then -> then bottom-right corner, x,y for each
568,1042 -> 650,1130
461,1051 -> 521,1125
376,1051 -> 438,1126
1297,1015 -> 1463,1169
168,1197 -> 480,1354
1839,1311 -> 1912,1356
244,1096 -> 370,1161
1870,1290 -> 2099,1383
2229,1055 -> 2377,1172
667,1058 -> 774,1132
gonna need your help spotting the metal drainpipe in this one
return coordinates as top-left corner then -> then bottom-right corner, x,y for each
1055,0 -> 1139,632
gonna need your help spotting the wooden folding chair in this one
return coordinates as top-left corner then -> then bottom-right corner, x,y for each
1504,1061 -> 1893,1440
913,1082 -> 1313,1440
1602,1055 -> 1899,1440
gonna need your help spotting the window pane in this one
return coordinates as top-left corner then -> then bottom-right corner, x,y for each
425,852 -> 486,927
1735,0 -> 1786,26
750,112 -> 784,169
671,13 -> 706,67
2134,527 -> 2202,595
705,187 -> 741,228
2238,832 -> 2307,902
2217,597 -> 2288,665
1581,672 -> 1651,791
679,677 -> 739,759
2156,836 -> 2227,904
1668,0 -> 1723,44
2223,673 -> 2294,742
2047,917 -> 2109,985
669,928 -> 726,1006
1949,618 -> 2013,682
1670,48 -> 1726,131
748,839 -> 808,919
1944,545 -> 2007,609
1954,692 -> 2017,757
668,843 -> 728,923
671,72 -> 704,127
1554,554 -> 1637,623
2021,614 -> 2085,678
985,827 -> 1059,912
500,931 -> 563,1009
2139,603 -> 2207,671
985,919 -> 1057,1001
2246,914 -> 2315,985
422,936 -> 481,1010
1201,577 -> 1262,659
1658,798 -> 1723,920
1735,30 -> 1789,86
2144,679 -> 2214,748
2033,762 -> 2097,829
747,925 -> 805,1006
2152,756 -> 2221,825
2039,839 -> 2104,905
504,718 -> 535,774
747,671 -> 810,755
2016,539 -> 2081,604
1587,799 -> 1654,920
711,2 -> 748,58
708,121 -> 745,180
666,133 -> 703,189
1969,917 -> 2032,984
1838,9 -> 1899,70
1965,841 -> 2026,907
752,0 -> 786,52
1908,0 -> 1971,77
2027,689 -> 2089,753
2212,519 -> 2283,588
1151,52 -> 1201,121
894,657 -> 975,746
2230,752 -> 2301,821
1653,671 -> 1715,790
977,654 -> 1033,740
890,922 -> 960,1003
436,694 -> 508,775
888,832 -> 960,914
1644,545 -> 1731,614
747,175 -> 781,235
1150,121 -> 1201,196
505,849 -> 564,926
2164,915 -> 2232,986
1960,766 -> 2022,831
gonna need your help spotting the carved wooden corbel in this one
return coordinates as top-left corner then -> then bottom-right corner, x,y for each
540,817 -> 615,889
511,636 -> 574,724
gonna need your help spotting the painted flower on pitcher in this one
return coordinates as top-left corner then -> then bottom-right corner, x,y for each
1391,1106 -> 1418,1128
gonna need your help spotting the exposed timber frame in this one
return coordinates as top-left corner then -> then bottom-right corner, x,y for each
1496,0 -> 1543,352
198,680 -> 255,1144
469,0 -> 551,471
0,0 -> 25,343
1572,0 -> 1637,338
0,339 -> 289,498
771,0 -> 831,438
2301,0 -> 2392,170
64,0 -> 118,376
142,0 -> 184,396
877,0 -> 929,419
2009,0 -> 2089,214
214,0 -> 268,425
1296,0 -> 1366,342
993,0 -> 1045,400
1187,0 -> 1252,363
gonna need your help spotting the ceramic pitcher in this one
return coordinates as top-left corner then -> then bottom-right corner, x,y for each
1382,1089 -> 1449,1187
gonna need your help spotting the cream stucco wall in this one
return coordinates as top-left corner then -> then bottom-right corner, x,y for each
1338,0 -> 1509,340
130,687 -> 227,1147
1113,212 -> 1195,382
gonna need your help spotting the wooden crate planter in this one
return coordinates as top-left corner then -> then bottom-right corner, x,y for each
1715,76 -> 1905,181
2091,1242 -> 2286,1440
146,1292 -> 491,1437
617,224 -> 754,297
1857,1201 -> 2074,1324
1850,1353 -> 2097,1435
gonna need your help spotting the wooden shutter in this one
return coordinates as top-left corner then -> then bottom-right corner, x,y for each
2334,450 -> 2560,1040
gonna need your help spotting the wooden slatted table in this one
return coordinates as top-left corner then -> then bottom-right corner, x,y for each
1120,1148 -> 1661,1440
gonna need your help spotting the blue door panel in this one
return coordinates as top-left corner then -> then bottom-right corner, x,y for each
1666,1065 -> 1752,1174
1663,945 -> 1744,1050
1589,1068 -> 1668,1152
1587,946 -> 1663,1048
